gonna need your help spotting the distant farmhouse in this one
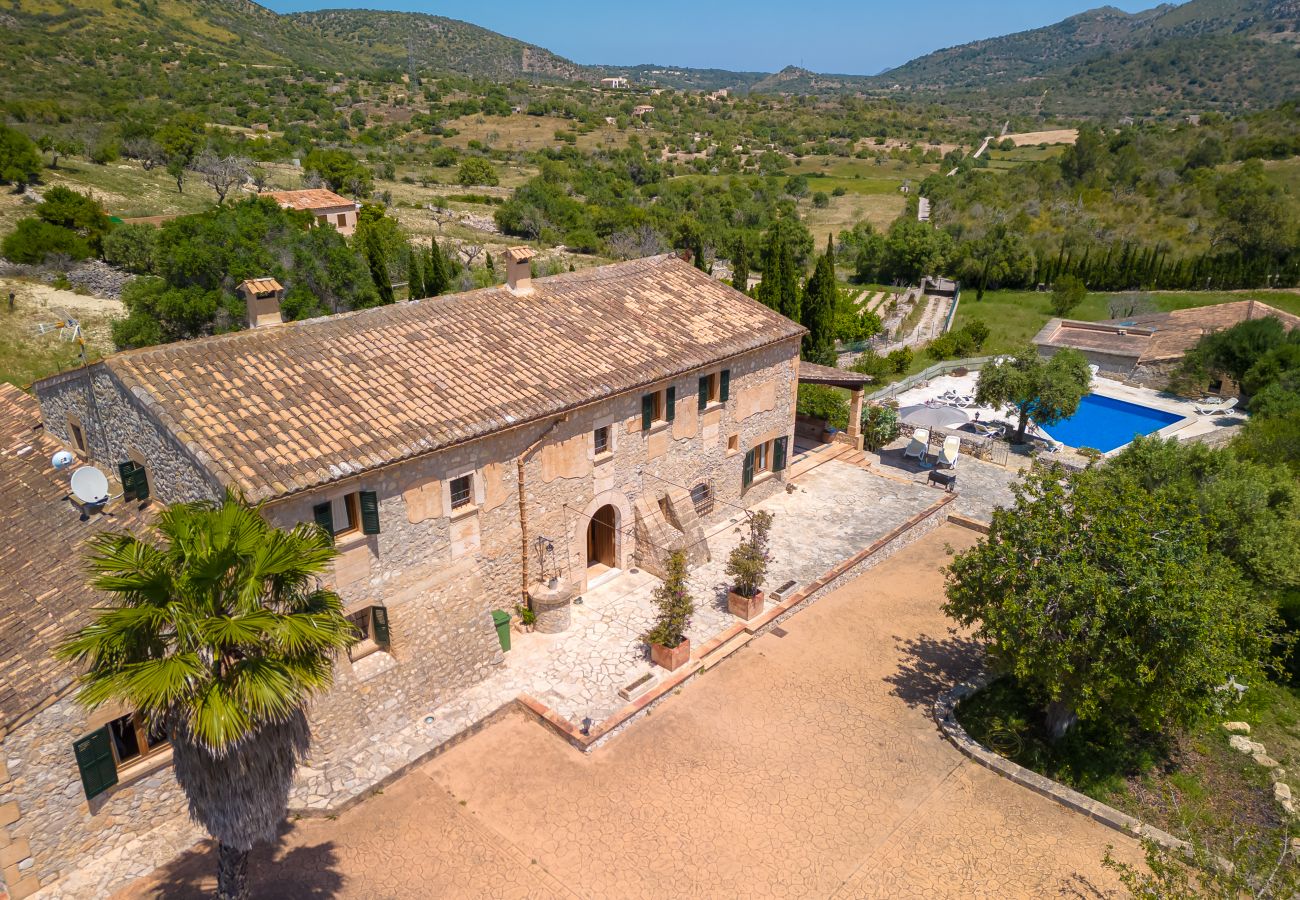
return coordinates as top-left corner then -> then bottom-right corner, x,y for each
1034,300 -> 1300,392
261,188 -> 361,236
599,76 -> 629,89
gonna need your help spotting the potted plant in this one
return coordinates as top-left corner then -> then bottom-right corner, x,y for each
643,550 -> 694,671
726,511 -> 773,619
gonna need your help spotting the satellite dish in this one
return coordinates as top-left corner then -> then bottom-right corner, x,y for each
70,466 -> 110,506
52,450 -> 75,470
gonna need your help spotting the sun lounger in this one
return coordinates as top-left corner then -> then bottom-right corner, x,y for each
972,422 -> 1005,438
1195,397 -> 1238,416
903,428 -> 930,460
938,435 -> 961,469
1088,364 -> 1100,378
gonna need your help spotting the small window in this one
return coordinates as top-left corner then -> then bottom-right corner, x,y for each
317,214 -> 328,226
698,372 -> 721,410
641,387 -> 676,431
336,213 -> 347,227
69,419 -> 87,455
594,425 -> 610,456
690,482 -> 714,518
108,712 -> 168,768
450,474 -> 474,510
347,605 -> 391,660
754,441 -> 770,474
727,434 -> 739,453
336,492 -> 360,536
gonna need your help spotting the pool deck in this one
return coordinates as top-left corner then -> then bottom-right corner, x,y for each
890,370 -> 1240,454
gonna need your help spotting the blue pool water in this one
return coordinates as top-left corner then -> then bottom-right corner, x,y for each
1041,393 -> 1183,453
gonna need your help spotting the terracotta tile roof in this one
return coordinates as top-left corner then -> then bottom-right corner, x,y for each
261,189 -> 358,212
238,277 -> 283,295
1035,300 -> 1300,364
97,255 -> 805,502
1120,300 -> 1300,363
797,361 -> 872,389
0,384 -> 153,737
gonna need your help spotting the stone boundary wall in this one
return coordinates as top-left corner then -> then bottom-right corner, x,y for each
521,491 -> 956,753
934,676 -> 1188,853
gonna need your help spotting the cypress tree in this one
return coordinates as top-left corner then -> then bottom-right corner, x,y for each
366,235 -> 394,306
777,237 -> 801,323
693,234 -> 707,272
407,247 -> 425,299
755,230 -> 783,311
731,237 -> 749,292
425,240 -> 449,295
801,236 -> 838,365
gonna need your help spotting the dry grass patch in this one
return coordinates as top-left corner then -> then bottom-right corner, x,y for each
0,278 -> 123,386
440,115 -> 630,153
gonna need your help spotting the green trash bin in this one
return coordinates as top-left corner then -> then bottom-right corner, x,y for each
491,609 -> 511,652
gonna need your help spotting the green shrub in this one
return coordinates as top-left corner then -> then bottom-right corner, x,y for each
102,223 -> 157,273
863,404 -> 901,451
457,157 -> 499,187
726,510 -> 773,599
1,219 -> 91,264
0,125 -> 41,186
926,320 -> 991,361
831,185 -> 847,197
812,191 -> 830,208
796,384 -> 849,429
886,347 -> 913,374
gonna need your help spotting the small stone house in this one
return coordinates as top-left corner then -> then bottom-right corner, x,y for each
14,252 -> 803,894
261,188 -> 361,236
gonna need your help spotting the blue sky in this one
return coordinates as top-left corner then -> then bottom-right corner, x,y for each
262,0 -> 1166,75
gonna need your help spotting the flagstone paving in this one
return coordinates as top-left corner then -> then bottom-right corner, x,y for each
119,524 -> 1139,899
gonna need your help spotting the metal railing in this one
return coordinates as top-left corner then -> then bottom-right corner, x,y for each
864,355 -> 996,403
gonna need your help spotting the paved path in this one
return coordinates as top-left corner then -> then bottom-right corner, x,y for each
120,525 -> 1136,899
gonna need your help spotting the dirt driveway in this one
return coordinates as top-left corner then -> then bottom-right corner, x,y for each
121,524 -> 1135,899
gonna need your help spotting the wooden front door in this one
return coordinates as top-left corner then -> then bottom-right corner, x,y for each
587,505 -> 617,570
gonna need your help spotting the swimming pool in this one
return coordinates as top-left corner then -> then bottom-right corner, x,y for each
1040,393 -> 1184,453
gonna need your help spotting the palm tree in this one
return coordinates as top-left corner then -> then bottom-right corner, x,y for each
57,491 -> 354,900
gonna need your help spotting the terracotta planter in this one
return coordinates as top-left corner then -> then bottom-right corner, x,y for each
650,637 -> 691,671
728,589 -> 765,620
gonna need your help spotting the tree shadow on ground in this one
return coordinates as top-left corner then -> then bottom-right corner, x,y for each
884,632 -> 985,709
136,821 -> 344,899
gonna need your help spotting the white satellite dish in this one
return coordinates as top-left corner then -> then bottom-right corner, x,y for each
70,466 -> 110,506
52,450 -> 75,470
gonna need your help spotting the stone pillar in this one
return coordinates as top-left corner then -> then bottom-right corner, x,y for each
847,388 -> 865,451
528,578 -> 575,634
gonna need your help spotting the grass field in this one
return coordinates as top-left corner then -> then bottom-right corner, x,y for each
0,279 -> 121,387
439,114 -> 631,153
983,144 -> 1068,170
953,288 -> 1300,358
787,155 -> 935,196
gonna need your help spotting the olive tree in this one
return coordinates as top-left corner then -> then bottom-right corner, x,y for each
975,345 -> 1091,443
944,465 -> 1277,741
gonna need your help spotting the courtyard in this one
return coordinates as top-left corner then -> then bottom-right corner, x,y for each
118,524 -> 1138,899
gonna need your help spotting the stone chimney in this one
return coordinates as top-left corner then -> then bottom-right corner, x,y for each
504,246 -> 537,296
237,278 -> 285,328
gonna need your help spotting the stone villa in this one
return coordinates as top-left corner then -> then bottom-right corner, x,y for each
2,251 -> 805,895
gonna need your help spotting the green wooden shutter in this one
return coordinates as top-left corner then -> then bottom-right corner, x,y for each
666,386 -> 676,422
641,393 -> 654,431
773,435 -> 789,472
312,502 -> 334,539
118,461 -> 149,502
742,448 -> 755,490
73,727 -> 118,800
359,490 -> 381,535
698,376 -> 709,411
371,605 -> 390,646
720,369 -> 731,402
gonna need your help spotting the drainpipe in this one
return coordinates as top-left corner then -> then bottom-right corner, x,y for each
517,415 -> 567,606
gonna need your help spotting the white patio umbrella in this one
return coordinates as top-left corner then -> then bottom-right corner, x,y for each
898,404 -> 970,430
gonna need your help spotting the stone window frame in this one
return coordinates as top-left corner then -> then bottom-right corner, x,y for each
592,420 -> 617,462
726,433 -> 740,456
78,706 -> 175,800
649,389 -> 668,426
67,411 -> 89,457
699,371 -> 722,410
444,468 -> 484,519
344,604 -> 389,662
332,491 -> 363,539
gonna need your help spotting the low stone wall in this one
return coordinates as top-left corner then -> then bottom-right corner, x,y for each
934,676 -> 1188,853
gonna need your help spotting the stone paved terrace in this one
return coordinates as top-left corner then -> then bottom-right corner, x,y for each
37,459 -> 947,899
873,439 -> 1022,522
117,526 -> 1141,900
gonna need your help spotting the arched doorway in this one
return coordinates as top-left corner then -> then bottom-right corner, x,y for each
586,504 -> 618,577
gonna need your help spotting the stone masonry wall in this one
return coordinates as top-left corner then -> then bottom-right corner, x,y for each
33,367 -> 221,503
264,336 -> 800,791
14,337 -> 799,893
